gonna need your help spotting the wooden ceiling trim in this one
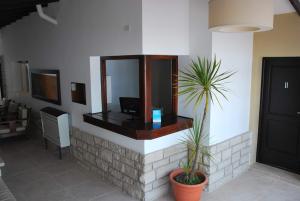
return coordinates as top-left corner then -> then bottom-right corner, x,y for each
0,0 -> 59,28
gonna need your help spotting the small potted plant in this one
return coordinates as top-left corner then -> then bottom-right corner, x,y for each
169,57 -> 234,201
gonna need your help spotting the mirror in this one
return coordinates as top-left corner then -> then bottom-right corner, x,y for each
151,60 -> 173,116
106,59 -> 140,116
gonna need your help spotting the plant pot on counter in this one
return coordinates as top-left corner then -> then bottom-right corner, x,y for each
169,168 -> 208,201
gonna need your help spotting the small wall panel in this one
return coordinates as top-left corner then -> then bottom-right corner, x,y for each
71,82 -> 86,105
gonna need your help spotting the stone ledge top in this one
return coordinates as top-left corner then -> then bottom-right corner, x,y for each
83,112 -> 193,140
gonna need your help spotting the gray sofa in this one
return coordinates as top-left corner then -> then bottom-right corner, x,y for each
0,105 -> 31,139
0,157 -> 16,201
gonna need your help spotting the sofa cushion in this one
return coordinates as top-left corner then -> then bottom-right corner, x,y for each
0,178 -> 16,201
0,125 -> 9,134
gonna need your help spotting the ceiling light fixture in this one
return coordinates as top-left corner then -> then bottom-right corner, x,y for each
209,0 -> 274,32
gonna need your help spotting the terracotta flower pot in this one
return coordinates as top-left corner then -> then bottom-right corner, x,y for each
169,168 -> 208,201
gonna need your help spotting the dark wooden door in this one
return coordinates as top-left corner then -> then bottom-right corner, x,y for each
257,57 -> 300,173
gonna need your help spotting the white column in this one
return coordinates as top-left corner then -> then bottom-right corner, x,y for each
89,56 -> 102,113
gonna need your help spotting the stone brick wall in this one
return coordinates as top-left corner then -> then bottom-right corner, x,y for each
70,127 -> 187,201
71,127 -> 251,200
205,132 -> 251,192
142,144 -> 187,201
71,128 -> 144,200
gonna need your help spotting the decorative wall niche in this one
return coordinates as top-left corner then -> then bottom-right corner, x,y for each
83,55 -> 193,140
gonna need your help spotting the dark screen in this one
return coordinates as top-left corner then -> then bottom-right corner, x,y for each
31,71 -> 60,104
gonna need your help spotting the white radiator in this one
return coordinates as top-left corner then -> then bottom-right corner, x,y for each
40,107 -> 70,148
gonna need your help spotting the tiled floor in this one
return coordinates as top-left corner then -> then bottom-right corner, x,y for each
0,137 -> 136,201
201,163 -> 300,201
1,137 -> 300,201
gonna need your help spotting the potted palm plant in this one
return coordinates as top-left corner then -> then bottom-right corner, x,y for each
169,57 -> 234,201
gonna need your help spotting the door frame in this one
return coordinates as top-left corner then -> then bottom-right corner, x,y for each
257,57 -> 300,172
257,57 -> 269,163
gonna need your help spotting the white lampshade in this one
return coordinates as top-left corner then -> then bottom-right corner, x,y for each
209,0 -> 274,32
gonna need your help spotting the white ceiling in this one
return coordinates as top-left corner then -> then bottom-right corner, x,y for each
274,0 -> 295,14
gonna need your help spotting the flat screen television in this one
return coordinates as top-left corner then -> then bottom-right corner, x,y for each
31,69 -> 61,105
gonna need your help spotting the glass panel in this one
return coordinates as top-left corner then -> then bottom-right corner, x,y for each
151,59 -> 172,116
106,59 -> 140,116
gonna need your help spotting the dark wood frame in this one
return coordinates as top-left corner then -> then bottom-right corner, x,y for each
289,0 -> 300,15
83,113 -> 192,140
256,57 -> 269,163
100,55 -> 178,123
30,69 -> 61,105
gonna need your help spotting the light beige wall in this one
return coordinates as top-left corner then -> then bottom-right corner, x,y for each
250,12 -> 300,163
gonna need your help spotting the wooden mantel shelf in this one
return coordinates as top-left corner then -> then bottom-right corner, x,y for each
83,112 -> 193,140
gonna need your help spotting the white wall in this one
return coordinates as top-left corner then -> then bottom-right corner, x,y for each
210,32 -> 253,145
178,0 -> 212,119
142,0 -> 189,55
1,0 -> 146,153
176,0 -> 212,146
189,0 -> 211,58
144,129 -> 189,153
1,0 -> 255,154
273,0 -> 295,14
89,56 -> 102,113
0,0 -> 193,154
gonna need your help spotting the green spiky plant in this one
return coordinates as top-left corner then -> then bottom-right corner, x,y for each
176,56 -> 234,185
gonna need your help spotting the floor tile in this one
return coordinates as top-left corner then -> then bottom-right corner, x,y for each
54,167 -> 95,188
91,191 -> 138,201
14,176 -> 64,201
67,180 -> 118,201
1,137 -> 300,201
38,159 -> 76,176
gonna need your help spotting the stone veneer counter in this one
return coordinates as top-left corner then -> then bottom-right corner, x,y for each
71,127 -> 188,201
70,127 -> 251,201
205,132 -> 251,192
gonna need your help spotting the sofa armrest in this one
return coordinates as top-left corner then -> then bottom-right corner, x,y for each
0,157 -> 5,177
0,119 -> 27,133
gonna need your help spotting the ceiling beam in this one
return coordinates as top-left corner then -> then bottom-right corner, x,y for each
0,14 -> 29,24
0,0 -> 57,6
289,0 -> 300,15
0,0 -> 59,29
0,4 -> 47,11
0,8 -> 37,16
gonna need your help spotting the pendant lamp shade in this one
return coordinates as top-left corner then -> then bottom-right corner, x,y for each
209,0 -> 274,32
